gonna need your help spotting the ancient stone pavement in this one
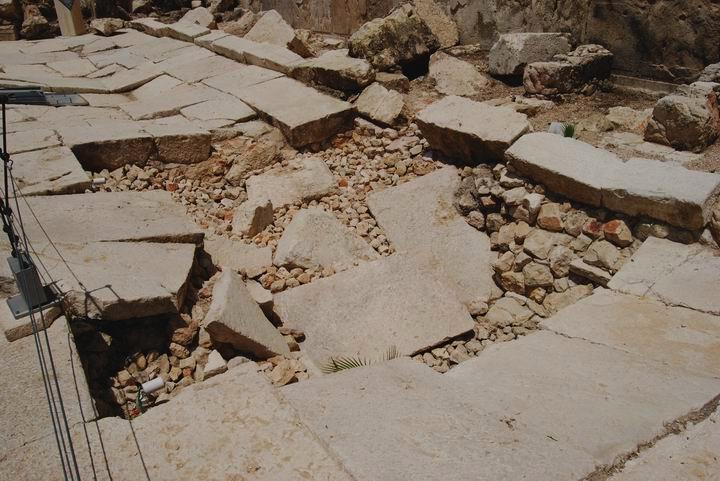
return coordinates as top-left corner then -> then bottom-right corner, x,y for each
0,24 -> 719,481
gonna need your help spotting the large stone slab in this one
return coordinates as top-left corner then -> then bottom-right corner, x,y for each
202,63 -> 284,98
163,53 -> 241,83
368,167 -> 496,310
203,270 -> 290,358
506,133 -> 720,229
291,49 -> 375,92
119,83 -> 217,120
608,237 -> 720,315
245,157 -> 337,208
274,207 -> 379,271
447,331 -> 720,468
542,289 -> 720,377
0,363 -> 354,481
609,407 -> 720,481
273,254 -> 475,365
488,32 -> 571,77
211,35 -> 303,74
7,128 -> 61,154
59,122 -> 155,171
165,21 -> 210,42
9,146 -> 91,196
143,123 -> 212,164
416,95 -> 531,163
180,97 -> 256,123
203,236 -> 272,275
234,76 -> 355,147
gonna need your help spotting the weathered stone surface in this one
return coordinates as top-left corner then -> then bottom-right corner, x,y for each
143,123 -> 212,164
569,258 -> 612,286
203,236 -> 272,274
129,17 -> 170,37
246,157 -> 336,208
179,6 -> 216,28
225,139 -> 281,186
375,71 -> 410,92
9,146 -> 91,196
244,9 -> 295,48
193,29 -> 228,48
348,4 -> 440,71
608,407 -> 720,481
203,270 -> 289,358
180,97 -> 256,123
165,21 -> 210,42
506,133 -> 720,229
7,128 -> 60,154
211,35 -> 303,74
202,63 -> 283,98
59,122 -> 155,170
609,237 -> 720,315
416,95 -> 531,163
1,302 -> 60,342
368,167 -> 496,308
120,83 -> 217,120
232,198 -> 274,237
413,0 -> 458,48
47,58 -> 97,77
164,54 -> 240,83
355,82 -> 404,126
488,32 -> 571,77
274,208 -> 379,271
291,49 -> 375,92
234,76 -> 355,147
524,44 -> 614,96
543,289 -> 720,377
428,51 -> 491,96
274,254 -> 474,365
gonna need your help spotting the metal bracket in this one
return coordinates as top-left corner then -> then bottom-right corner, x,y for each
6,255 -> 59,320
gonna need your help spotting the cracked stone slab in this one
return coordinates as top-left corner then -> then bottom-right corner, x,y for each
119,83 -> 218,120
59,122 -> 156,171
368,167 -> 497,310
203,236 -> 272,275
202,63 -> 284,98
211,35 -> 303,74
234,76 -> 355,147
163,53 -> 241,83
608,237 -> 720,315
416,95 -> 531,163
8,146 -> 91,196
165,21 -> 210,42
7,129 -> 61,154
246,157 -> 337,208
274,254 -> 475,365
291,49 -> 375,92
542,288 -> 720,377
143,123 -> 212,164
180,97 -> 256,123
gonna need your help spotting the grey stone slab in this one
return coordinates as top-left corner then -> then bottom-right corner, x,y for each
129,17 -> 170,37
7,129 -> 60,154
203,236 -> 272,275
235,76 -> 354,147
283,358 -> 597,481
211,35 -> 303,74
416,95 -> 531,163
163,53 -> 241,83
119,83 -> 218,120
59,122 -> 155,170
542,289 -> 720,377
180,97 -> 256,123
609,408 -> 720,481
274,207 -> 379,271
245,157 -> 337,208
0,320 -> 95,455
129,74 -> 183,101
274,254 -> 475,365
165,21 -> 210,42
609,237 -> 720,315
86,47 -> 146,69
204,270 -> 290,357
9,146 -> 91,196
201,64 -> 283,98
0,363 -> 353,481
102,62 -> 164,93
46,58 -> 97,77
193,29 -> 229,48
447,331 -> 720,468
368,167 -> 497,309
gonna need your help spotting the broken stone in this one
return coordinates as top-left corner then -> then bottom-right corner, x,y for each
536,203 -> 563,232
355,82 -> 404,126
244,10 -> 295,49
225,140 -> 281,186
522,262 -> 554,288
602,220 -> 633,247
488,32 -> 571,77
569,259 -> 612,286
166,22 -> 210,42
203,236 -> 272,275
428,51 -> 491,97
179,7 -> 216,29
144,124 -> 212,164
292,49 -> 375,92
524,44 -> 614,96
203,269 -> 290,358
245,157 -> 337,208
211,34 -> 303,74
60,123 -> 154,171
202,350 -> 227,379
10,146 -> 91,196
232,198 -> 274,237
375,71 -> 410,92
412,0 -> 458,48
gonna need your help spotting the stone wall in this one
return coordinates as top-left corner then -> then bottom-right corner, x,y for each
246,0 -> 720,83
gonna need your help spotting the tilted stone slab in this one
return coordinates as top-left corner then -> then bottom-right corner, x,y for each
273,254 -> 475,365
202,64 -> 283,98
102,62 -> 164,93
203,236 -> 272,275
194,29 -> 228,49
59,122 -> 156,171
203,270 -> 290,358
488,32 -> 571,76
291,49 -> 375,92
368,167 -> 497,309
234,76 -> 355,147
274,207 -> 379,271
542,289 -> 720,377
608,237 -> 720,315
165,21 -> 210,42
246,157 -> 337,208
283,358 -> 597,481
416,95 -> 531,163
506,133 -> 720,229
119,83 -> 218,120
9,146 -> 91,196
129,17 -> 170,37
163,53 -> 241,83
0,363 -> 354,481
447,331 -> 720,469
180,97 -> 256,123
210,35 -> 303,74
7,128 -> 61,154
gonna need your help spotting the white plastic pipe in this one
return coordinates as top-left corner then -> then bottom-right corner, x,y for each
141,377 -> 165,395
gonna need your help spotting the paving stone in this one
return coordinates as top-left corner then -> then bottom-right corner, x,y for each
119,83 -> 218,120
416,95 -> 531,163
542,289 -> 720,377
274,254 -> 475,365
234,76 -> 354,147
608,407 -> 720,481
102,62 -> 164,92
143,123 -> 212,164
246,157 -> 336,208
284,357 -> 597,481
447,331 -> 720,469
165,21 -> 210,42
202,63 -> 283,98
274,207 -> 379,271
0,362 -> 353,481
507,133 -> 720,229
355,82 -> 404,126
609,237 -> 720,315
203,236 -> 272,275
7,128 -> 60,154
211,35 -> 303,74
86,48 -> 146,70
0,321 -> 95,456
193,29 -> 228,48
291,48 -> 375,92
15,191 -> 203,246
180,97 -> 256,123
129,17 -> 170,37
368,167 -> 497,308
46,58 -> 97,77
203,269 -> 290,358
129,73 -> 182,101
163,53 -> 240,83
59,122 -> 155,170
9,146 -> 91,196
488,32 -> 571,76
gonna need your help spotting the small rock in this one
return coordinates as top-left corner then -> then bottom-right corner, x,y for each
537,203 -> 563,231
602,220 -> 633,247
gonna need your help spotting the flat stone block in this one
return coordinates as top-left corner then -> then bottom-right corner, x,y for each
143,123 -> 212,164
235,76 -> 354,147
119,83 -> 217,120
7,129 -> 60,154
180,97 -> 256,123
164,53 -> 240,83
10,146 -> 91,196
59,122 -> 155,171
203,236 -> 272,275
202,63 -> 283,98
416,95 -> 531,163
291,48 -> 375,92
274,254 -> 475,366
211,35 -> 303,74
245,157 -> 337,208
165,21 -> 210,42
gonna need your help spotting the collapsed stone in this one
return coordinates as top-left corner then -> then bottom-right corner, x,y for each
524,44 -> 613,96
488,32 -> 571,77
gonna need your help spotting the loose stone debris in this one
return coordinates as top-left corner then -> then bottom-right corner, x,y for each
2,4 -> 720,481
